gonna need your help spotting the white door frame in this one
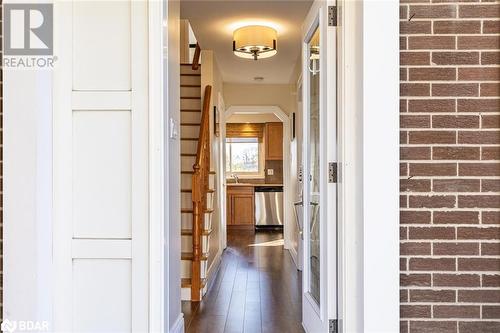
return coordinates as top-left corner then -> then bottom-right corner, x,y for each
222,105 -> 293,251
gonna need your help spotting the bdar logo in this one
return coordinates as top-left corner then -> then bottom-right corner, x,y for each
1,319 -> 17,333
4,4 -> 53,56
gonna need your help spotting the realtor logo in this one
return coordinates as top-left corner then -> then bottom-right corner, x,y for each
4,4 -> 53,56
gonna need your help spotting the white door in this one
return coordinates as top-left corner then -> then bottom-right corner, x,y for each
52,1 -> 149,331
301,0 -> 337,332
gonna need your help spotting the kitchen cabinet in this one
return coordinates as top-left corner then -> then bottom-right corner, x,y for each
265,122 -> 283,160
227,186 -> 254,226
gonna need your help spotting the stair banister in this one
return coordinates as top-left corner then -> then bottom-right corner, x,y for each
191,84 -> 212,301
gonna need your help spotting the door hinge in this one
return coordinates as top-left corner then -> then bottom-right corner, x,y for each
328,6 -> 338,26
329,319 -> 338,333
328,162 -> 338,183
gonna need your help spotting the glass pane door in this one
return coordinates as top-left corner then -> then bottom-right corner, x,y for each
308,26 -> 321,306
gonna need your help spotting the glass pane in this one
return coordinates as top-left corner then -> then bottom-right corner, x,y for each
308,26 -> 321,306
226,138 -> 259,173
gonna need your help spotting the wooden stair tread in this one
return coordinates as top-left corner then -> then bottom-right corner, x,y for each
181,188 -> 215,193
181,138 -> 199,141
181,252 -> 209,261
181,278 -> 207,289
181,153 -> 197,157
181,109 -> 201,112
180,74 -> 201,77
181,208 -> 214,214
181,228 -> 212,236
180,123 -> 201,126
181,170 -> 216,175
181,96 -> 201,100
180,63 -> 201,66
180,84 -> 201,87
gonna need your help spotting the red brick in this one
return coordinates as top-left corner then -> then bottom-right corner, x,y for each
458,290 -> 500,302
432,52 -> 479,65
432,115 -> 479,129
458,227 -> 500,240
401,83 -> 430,96
401,258 -> 408,271
400,5 -> 408,20
482,243 -> 500,256
459,163 -> 500,176
458,131 -> 500,144
433,273 -> 480,287
481,147 -> 500,160
409,321 -> 456,333
409,258 -> 456,271
483,211 -> 500,224
482,179 -> 500,192
401,273 -> 431,287
434,20 -> 481,34
410,163 -> 457,176
433,211 -> 479,224
458,99 -> 499,113
458,195 -> 500,208
434,305 -> 480,319
409,227 -> 455,240
401,162 -> 409,176
409,131 -> 456,144
458,258 -> 500,271
459,321 -> 500,333
458,36 -> 500,50
401,243 -> 432,256
410,289 -> 456,302
483,20 -> 500,34
401,227 -> 408,240
482,147 -> 500,160
401,36 -> 407,50
401,211 -> 432,224
459,4 -> 500,18
483,274 -> 500,287
409,36 -> 456,50
408,99 -> 455,113
410,5 -> 457,18
401,147 -> 431,160
480,83 -> 499,97
483,306 -> 500,319
410,195 -> 456,208
400,52 -> 430,66
400,305 -> 431,318
400,21 -> 432,34
433,147 -> 480,160
481,115 -> 500,128
434,242 -> 479,255
409,68 -> 456,81
400,115 -> 430,128
482,52 -> 500,65
458,67 -> 500,81
401,130 -> 408,144
433,179 -> 481,192
432,83 -> 479,97
401,99 -> 407,113
401,288 -> 409,302
401,195 -> 408,208
400,178 -> 432,191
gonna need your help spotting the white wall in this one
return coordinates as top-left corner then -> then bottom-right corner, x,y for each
223,83 -> 297,115
3,70 -> 53,324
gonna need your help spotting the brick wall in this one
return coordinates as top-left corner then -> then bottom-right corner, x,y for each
400,1 -> 500,332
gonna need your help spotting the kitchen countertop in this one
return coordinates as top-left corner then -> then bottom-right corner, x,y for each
226,183 -> 283,187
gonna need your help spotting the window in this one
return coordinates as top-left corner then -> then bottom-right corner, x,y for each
225,137 -> 263,177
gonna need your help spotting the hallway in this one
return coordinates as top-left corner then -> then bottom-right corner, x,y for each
183,230 -> 304,333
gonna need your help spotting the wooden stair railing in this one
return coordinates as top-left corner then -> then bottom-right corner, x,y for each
192,43 -> 201,71
191,84 -> 212,301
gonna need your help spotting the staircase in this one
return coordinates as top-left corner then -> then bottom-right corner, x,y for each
179,48 -> 216,301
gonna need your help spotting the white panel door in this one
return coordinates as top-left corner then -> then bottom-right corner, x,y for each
302,0 -> 338,332
53,1 -> 149,332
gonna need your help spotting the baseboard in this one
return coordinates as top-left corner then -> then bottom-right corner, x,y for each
204,249 -> 222,293
289,246 -> 299,270
170,313 -> 184,333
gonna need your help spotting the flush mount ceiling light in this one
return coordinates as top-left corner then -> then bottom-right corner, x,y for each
233,25 -> 277,61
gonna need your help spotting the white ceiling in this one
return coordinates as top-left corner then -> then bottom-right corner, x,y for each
181,0 -> 313,84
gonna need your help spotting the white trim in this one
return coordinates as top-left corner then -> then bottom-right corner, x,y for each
149,0 -> 166,332
169,314 -> 185,333
224,106 -> 293,250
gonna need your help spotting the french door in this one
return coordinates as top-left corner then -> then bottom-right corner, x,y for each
301,0 -> 338,332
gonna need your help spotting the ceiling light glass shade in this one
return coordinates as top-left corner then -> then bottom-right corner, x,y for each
233,25 -> 277,60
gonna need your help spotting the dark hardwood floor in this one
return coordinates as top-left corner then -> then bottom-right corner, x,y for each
183,229 -> 304,333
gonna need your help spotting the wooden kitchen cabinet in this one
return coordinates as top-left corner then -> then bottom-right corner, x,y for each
227,186 -> 254,226
265,122 -> 283,160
